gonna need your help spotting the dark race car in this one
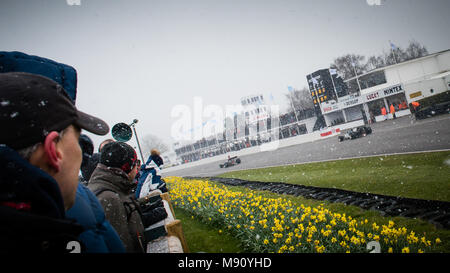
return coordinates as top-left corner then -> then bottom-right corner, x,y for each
338,126 -> 372,142
414,101 -> 450,120
219,156 -> 241,168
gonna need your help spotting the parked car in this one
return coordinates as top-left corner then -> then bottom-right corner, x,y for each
338,126 -> 372,142
219,156 -> 241,168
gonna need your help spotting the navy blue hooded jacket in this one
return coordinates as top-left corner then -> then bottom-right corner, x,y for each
0,51 -> 77,102
0,145 -> 84,252
0,51 -> 125,253
66,183 -> 125,252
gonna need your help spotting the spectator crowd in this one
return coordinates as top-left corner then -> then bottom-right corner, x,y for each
0,51 -> 183,253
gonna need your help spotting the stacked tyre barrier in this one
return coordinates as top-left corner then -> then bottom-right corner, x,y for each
186,176 -> 450,230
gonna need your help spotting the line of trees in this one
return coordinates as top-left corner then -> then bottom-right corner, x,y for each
330,40 -> 429,81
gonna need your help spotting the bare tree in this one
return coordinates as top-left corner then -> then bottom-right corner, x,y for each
330,54 -> 368,80
381,40 -> 428,66
404,40 -> 428,61
385,46 -> 407,65
366,55 -> 386,70
141,134 -> 169,160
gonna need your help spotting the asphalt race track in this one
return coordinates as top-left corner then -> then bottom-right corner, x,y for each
163,114 -> 450,178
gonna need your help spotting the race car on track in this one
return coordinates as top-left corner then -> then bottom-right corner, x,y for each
219,156 -> 241,168
414,101 -> 450,120
338,126 -> 372,142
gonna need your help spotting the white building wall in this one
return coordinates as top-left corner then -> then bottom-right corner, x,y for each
437,51 -> 450,71
384,69 -> 401,85
384,50 -> 450,86
378,50 -> 450,103
404,78 -> 448,102
421,56 -> 441,75
397,62 -> 426,82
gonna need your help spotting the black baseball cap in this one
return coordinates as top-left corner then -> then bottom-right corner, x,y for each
0,72 -> 109,150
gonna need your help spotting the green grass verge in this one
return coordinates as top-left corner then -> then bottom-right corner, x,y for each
218,151 -> 450,202
174,207 -> 243,253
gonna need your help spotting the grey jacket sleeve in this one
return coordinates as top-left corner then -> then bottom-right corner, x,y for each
97,191 -> 134,252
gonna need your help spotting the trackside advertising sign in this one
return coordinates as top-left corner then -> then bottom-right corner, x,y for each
364,84 -> 403,103
321,84 -> 404,114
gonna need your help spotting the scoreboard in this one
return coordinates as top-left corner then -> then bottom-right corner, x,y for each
306,69 -> 348,114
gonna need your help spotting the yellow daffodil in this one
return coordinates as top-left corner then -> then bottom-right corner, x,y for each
166,177 -> 437,254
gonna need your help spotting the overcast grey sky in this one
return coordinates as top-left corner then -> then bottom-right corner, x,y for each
1,0 -> 449,152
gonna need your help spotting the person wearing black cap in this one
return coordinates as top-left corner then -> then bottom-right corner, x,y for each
0,72 -> 109,252
88,142 -> 146,253
1,51 -> 126,253
82,138 -> 115,182
66,134 -> 125,253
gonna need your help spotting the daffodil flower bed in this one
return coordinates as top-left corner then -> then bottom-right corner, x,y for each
166,177 -> 441,253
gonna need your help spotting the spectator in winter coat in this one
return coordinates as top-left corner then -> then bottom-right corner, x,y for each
66,134 -> 125,253
88,142 -> 146,253
149,149 -> 164,167
83,138 -> 115,182
135,149 -> 167,199
0,72 -> 109,252
66,183 -> 126,253
78,134 -> 94,186
0,51 -> 125,253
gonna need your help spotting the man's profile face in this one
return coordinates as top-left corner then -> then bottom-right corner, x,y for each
128,163 -> 138,182
53,125 -> 82,210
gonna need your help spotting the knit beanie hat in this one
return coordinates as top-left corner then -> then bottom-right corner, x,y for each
100,142 -> 137,174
